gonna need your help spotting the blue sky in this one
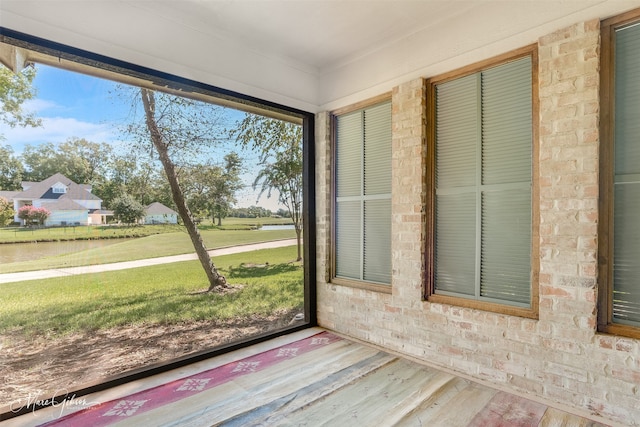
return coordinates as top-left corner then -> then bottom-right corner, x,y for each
1,64 -> 128,151
1,64 -> 284,210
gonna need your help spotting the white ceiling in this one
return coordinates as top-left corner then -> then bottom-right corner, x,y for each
1,0 -> 640,111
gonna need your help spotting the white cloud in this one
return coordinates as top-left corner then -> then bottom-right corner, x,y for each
0,116 -> 119,152
22,98 -> 59,114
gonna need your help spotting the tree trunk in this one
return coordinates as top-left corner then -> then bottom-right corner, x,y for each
295,224 -> 302,262
140,88 -> 227,291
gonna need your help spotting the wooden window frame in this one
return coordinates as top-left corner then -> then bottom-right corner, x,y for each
598,8 -> 640,339
424,45 -> 540,319
330,93 -> 393,294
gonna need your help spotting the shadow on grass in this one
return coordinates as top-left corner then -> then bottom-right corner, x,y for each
226,262 -> 300,279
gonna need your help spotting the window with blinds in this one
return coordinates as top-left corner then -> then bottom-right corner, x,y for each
600,16 -> 640,335
334,100 -> 392,286
431,54 -> 534,309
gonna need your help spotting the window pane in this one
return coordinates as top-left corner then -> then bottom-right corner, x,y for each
435,192 -> 476,296
481,188 -> 531,305
436,75 -> 478,189
612,23 -> 640,326
433,55 -> 533,306
0,62 -> 308,407
334,100 -> 391,286
615,24 -> 640,177
336,111 -> 363,197
336,200 -> 362,279
364,102 -> 392,195
482,57 -> 532,185
363,198 -> 391,283
613,183 -> 640,325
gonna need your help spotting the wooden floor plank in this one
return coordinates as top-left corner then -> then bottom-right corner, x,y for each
388,371 -> 460,427
131,339 -> 388,426
467,391 -> 547,427
411,380 -> 498,427
277,358 -> 450,426
216,352 -> 397,426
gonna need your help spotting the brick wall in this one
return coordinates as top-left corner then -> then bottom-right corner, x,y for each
316,19 -> 640,425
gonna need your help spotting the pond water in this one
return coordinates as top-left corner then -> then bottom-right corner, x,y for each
260,224 -> 295,230
0,239 -> 124,263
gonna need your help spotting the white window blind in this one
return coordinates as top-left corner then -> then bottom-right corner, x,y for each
335,101 -> 392,285
434,57 -> 532,307
612,23 -> 640,326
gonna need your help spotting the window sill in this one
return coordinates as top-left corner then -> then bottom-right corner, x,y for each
330,277 -> 392,294
427,294 -> 538,319
598,322 -> 640,340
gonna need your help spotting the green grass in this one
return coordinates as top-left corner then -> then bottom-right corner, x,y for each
0,246 -> 304,336
199,217 -> 294,230
0,229 -> 296,273
0,224 -> 182,243
0,217 -> 294,243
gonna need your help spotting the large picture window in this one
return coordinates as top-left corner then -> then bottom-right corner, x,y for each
332,98 -> 392,289
599,10 -> 640,339
426,47 -> 538,318
0,29 -> 315,419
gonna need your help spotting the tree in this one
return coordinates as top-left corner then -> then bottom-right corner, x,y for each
137,88 -> 228,291
183,152 -> 243,226
20,142 -> 59,182
0,145 -> 24,190
0,197 -> 15,226
275,208 -> 290,218
0,64 -> 41,139
21,138 -> 112,185
111,193 -> 145,225
234,115 -> 304,261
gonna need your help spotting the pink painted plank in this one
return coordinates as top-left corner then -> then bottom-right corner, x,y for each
38,331 -> 341,427
467,391 -> 548,427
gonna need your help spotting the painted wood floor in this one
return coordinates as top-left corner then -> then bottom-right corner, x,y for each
8,328 -> 615,427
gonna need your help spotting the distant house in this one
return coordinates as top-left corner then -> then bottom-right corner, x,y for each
4,173 -> 112,226
144,202 -> 178,224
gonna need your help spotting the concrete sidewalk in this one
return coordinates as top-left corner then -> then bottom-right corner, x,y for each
0,239 -> 297,284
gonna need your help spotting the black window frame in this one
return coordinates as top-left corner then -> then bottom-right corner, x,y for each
0,27 -> 317,420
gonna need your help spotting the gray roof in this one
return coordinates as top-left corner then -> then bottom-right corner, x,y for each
41,198 -> 86,211
0,191 -> 20,201
15,173 -> 101,202
146,202 -> 178,216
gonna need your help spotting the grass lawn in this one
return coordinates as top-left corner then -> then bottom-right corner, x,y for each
0,246 -> 303,336
0,228 -> 297,273
0,217 -> 294,243
0,224 -> 183,243
200,217 -> 294,230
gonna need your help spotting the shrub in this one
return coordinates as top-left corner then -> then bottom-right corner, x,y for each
17,205 -> 51,226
